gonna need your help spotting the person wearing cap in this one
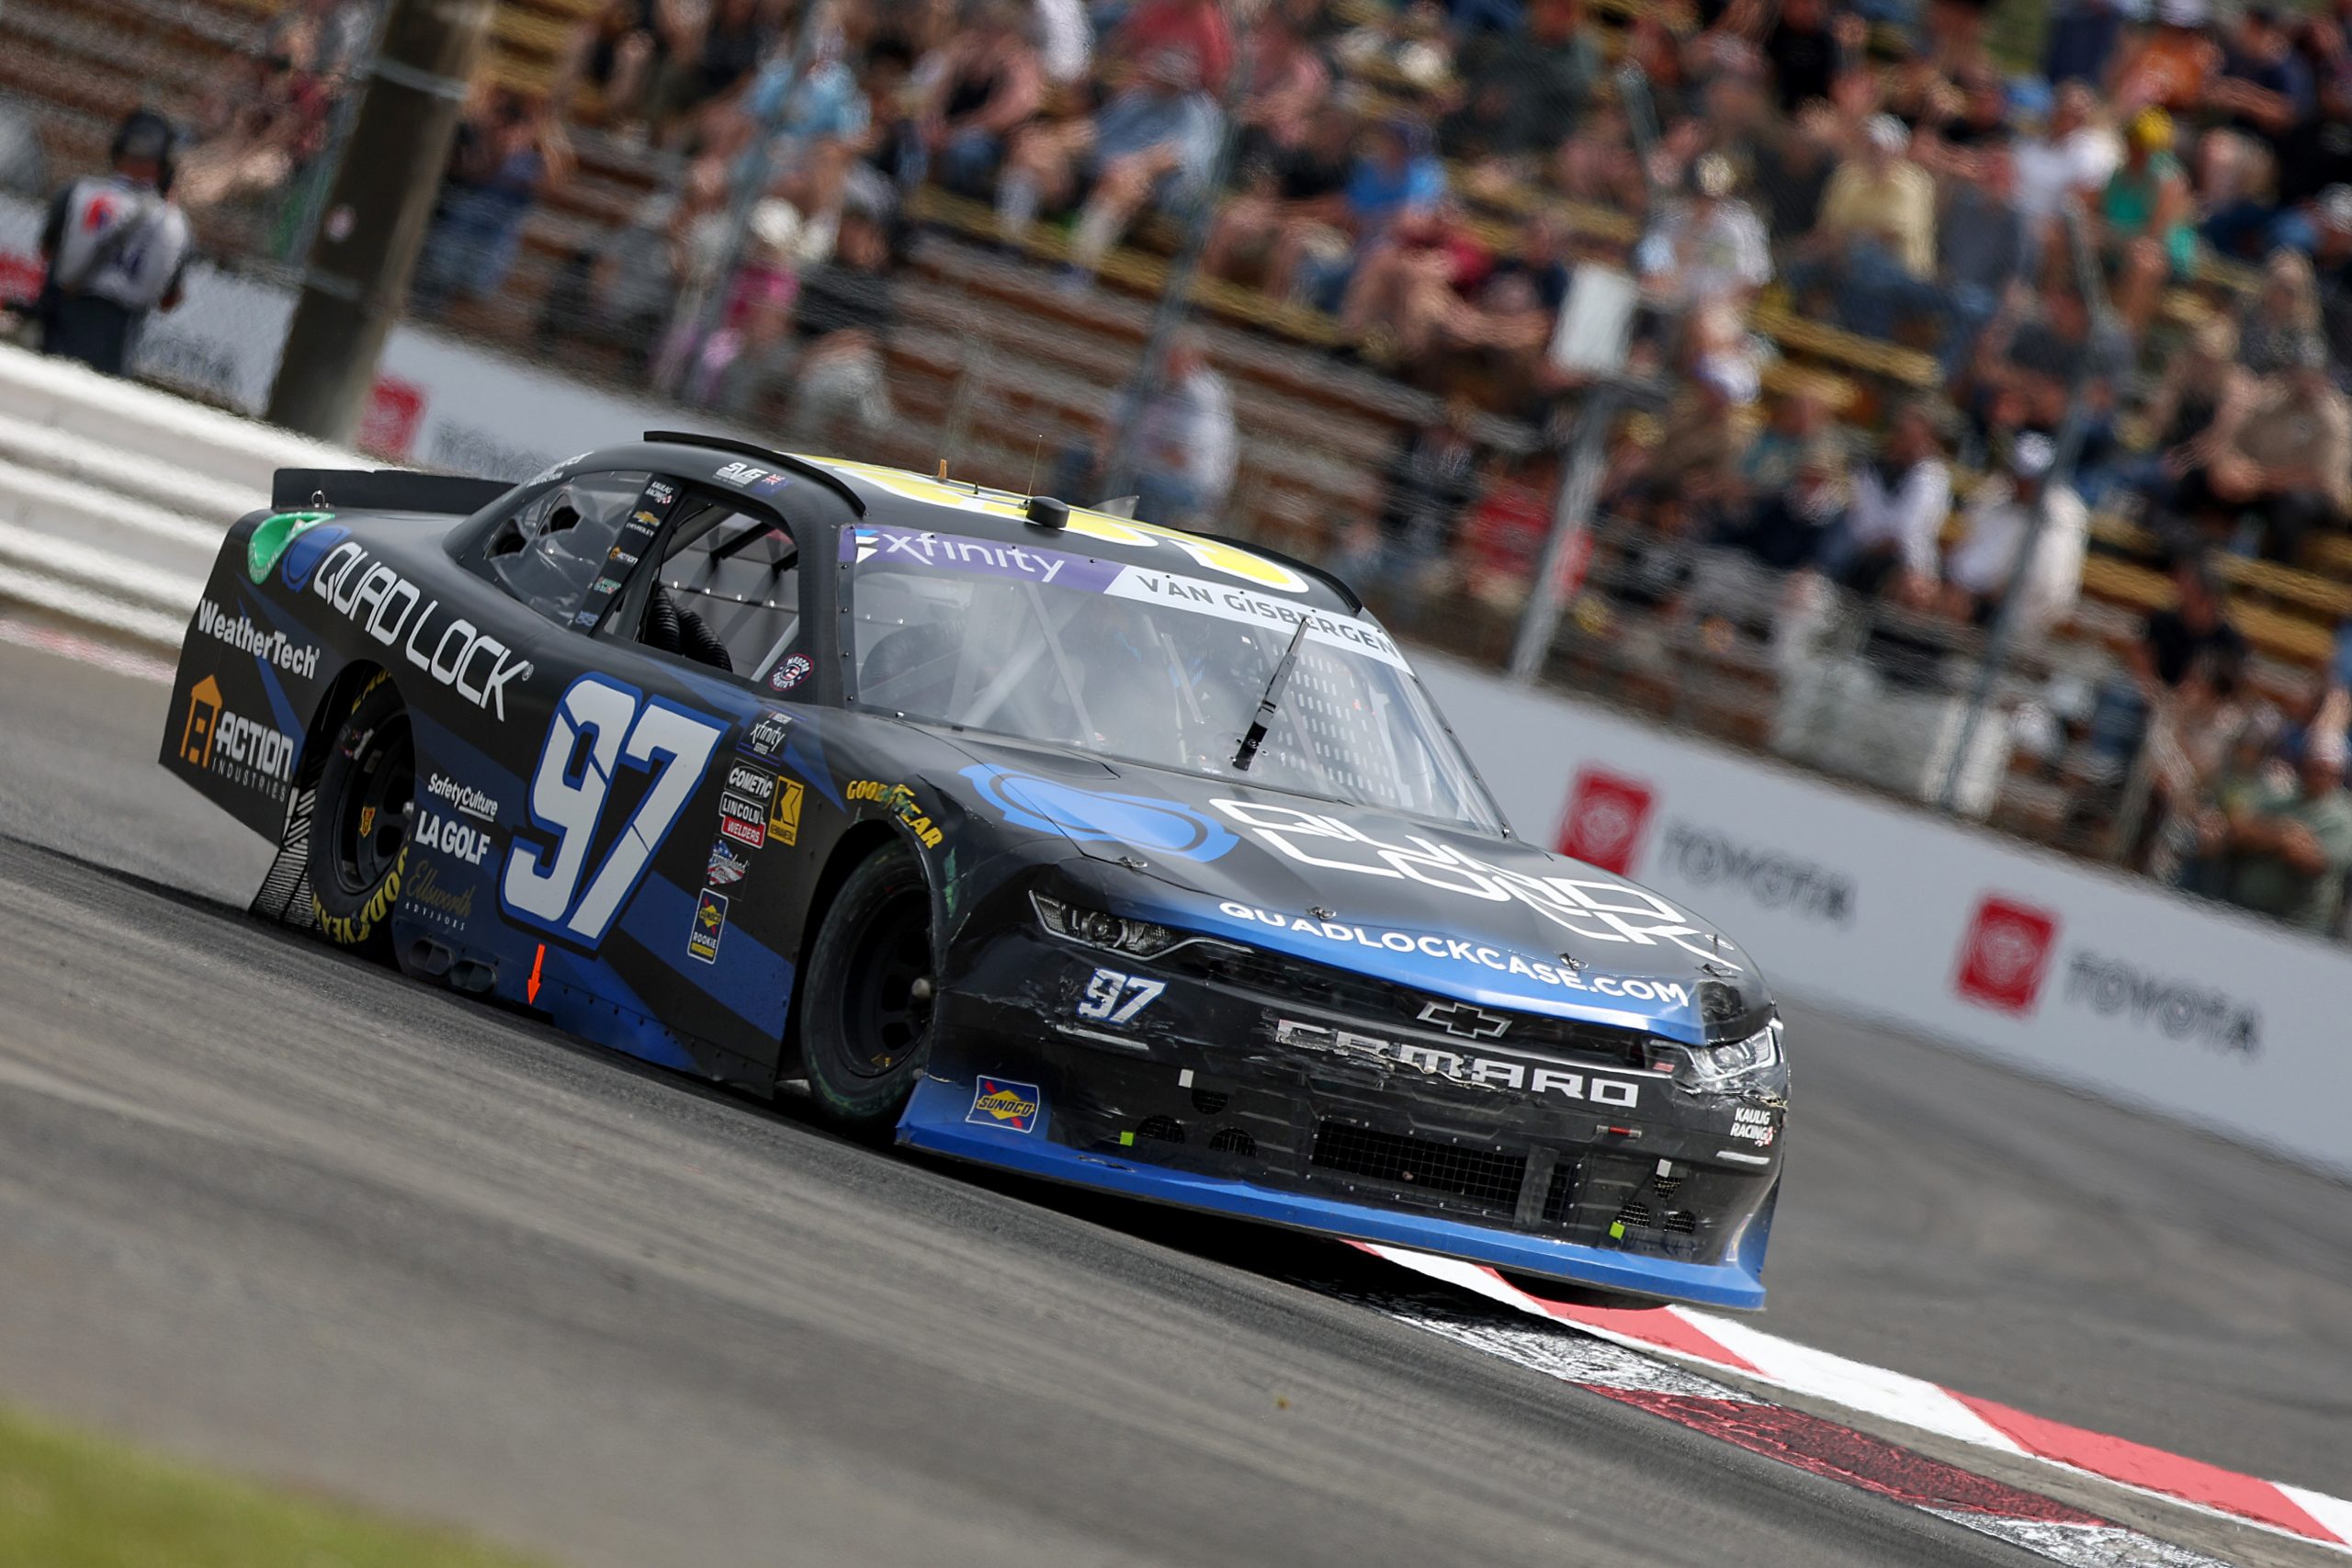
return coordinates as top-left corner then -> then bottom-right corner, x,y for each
1792,114 -> 1937,340
2221,723 -> 2352,932
38,109 -> 193,377
1941,431 -> 2087,638
1637,152 -> 1770,316
2098,107 -> 2195,332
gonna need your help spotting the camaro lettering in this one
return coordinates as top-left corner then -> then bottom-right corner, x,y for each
1216,901 -> 1689,1008
2063,951 -> 2261,1057
1276,1020 -> 1640,1106
311,543 -> 533,719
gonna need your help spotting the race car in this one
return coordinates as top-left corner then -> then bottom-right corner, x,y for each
161,433 -> 1787,1309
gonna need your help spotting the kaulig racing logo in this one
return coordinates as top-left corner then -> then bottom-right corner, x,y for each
308,542 -> 533,718
2063,950 -> 2260,1057
194,599 -> 322,679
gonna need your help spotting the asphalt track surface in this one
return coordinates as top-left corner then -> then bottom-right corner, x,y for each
2,635 -> 2348,1568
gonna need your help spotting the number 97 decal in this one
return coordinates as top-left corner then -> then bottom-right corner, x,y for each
1077,967 -> 1165,1024
503,675 -> 725,944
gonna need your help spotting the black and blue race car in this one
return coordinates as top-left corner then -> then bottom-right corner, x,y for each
162,434 -> 1788,1309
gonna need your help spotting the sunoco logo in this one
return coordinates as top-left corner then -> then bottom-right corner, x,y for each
2063,951 -> 2260,1057
1659,824 -> 1853,924
194,599 -> 322,679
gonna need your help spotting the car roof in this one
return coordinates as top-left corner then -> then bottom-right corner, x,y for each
613,434 -> 1363,614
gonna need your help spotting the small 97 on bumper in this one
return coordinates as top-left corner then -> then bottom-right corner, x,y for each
896,1055 -> 1778,1312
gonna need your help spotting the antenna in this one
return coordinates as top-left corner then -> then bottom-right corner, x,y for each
1026,434 -> 1044,497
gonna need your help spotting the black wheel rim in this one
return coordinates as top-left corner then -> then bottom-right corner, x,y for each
331,713 -> 413,896
837,886 -> 933,1078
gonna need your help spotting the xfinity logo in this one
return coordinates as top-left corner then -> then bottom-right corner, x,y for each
1417,999 -> 1510,1040
1274,1019 -> 1640,1107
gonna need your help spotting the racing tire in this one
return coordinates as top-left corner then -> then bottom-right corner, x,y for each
798,840 -> 936,1139
308,671 -> 413,963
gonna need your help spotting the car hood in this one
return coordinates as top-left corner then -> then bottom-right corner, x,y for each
942,738 -> 1764,1044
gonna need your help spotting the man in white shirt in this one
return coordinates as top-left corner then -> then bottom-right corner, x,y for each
1130,332 -> 1236,527
38,110 -> 193,378
2012,82 -> 2122,241
1835,400 -> 1952,608
1942,431 -> 2088,638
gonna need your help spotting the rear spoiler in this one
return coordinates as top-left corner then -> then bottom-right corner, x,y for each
271,468 -> 513,514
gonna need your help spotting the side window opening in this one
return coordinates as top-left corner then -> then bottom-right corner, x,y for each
485,469 -> 650,626
637,497 -> 801,683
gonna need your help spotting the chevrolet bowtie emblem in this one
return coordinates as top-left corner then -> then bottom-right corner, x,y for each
1417,999 -> 1511,1040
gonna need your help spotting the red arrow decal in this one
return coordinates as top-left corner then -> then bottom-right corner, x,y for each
526,943 -> 544,1005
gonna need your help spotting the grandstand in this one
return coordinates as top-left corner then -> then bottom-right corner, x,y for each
5,0 -> 2350,902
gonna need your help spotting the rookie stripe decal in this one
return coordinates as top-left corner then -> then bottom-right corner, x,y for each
1362,1243 -> 2352,1556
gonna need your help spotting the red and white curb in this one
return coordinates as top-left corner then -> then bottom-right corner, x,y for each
1364,1245 -> 2352,1559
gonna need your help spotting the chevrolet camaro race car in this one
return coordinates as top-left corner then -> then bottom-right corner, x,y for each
162,434 -> 1788,1308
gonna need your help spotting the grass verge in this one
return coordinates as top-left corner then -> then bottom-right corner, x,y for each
0,1403 -> 552,1568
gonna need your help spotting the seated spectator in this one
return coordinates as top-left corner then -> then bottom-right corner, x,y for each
1340,199 -> 1492,367
553,0 -> 665,132
1034,0 -> 1093,86
1789,115 -> 1938,341
1940,430 -> 2087,638
2112,0 -> 2222,117
1234,7 -> 1330,158
1458,0 -> 1600,162
646,0 -> 773,146
1202,104 -> 1354,287
1748,99 -> 1840,245
1724,436 -> 1848,575
718,196 -> 899,439
2233,248 -> 2324,375
2096,108 -> 2195,333
2011,82 -> 2120,253
849,35 -> 927,240
2173,703 -> 2286,897
2135,552 -> 2251,695
1431,211 -> 1573,391
1934,141 -> 2030,373
2221,726 -> 2352,932
1551,101 -> 1649,218
735,28 -> 873,246
1110,0 -> 1236,89
412,86 -> 571,318
1740,378 -> 1838,496
1831,399 -> 1951,608
1637,152 -> 1771,317
2172,336 -> 2352,561
2044,0 -> 2129,87
997,47 -> 1222,286
1760,0 -> 1848,118
1966,279 -> 2130,466
1269,117 -> 1445,310
922,0 -> 1046,197
2110,312 -> 2241,508
2143,647 -> 2252,878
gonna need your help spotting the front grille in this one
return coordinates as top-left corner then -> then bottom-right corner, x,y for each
1136,1115 -> 1185,1144
1613,1201 -> 1653,1232
1190,1088 -> 1230,1115
1309,1122 -> 1527,1208
1541,1161 -> 1577,1224
1208,1126 -> 1256,1156
1175,945 -> 1655,1068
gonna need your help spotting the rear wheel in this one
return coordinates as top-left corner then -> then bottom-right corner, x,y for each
308,672 -> 413,962
798,841 -> 936,1138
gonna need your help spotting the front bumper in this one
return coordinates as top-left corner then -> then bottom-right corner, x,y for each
898,922 -> 1783,1311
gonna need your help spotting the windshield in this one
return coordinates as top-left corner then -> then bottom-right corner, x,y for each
843,524 -> 1502,829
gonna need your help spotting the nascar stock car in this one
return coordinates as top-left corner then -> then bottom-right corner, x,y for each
161,434 -> 1787,1308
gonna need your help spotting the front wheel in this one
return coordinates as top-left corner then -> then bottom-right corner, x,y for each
308,671 -> 413,962
797,841 -> 936,1138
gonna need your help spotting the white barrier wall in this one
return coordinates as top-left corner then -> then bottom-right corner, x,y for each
1421,656 -> 2352,1180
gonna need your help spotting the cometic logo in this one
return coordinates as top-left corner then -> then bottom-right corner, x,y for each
1558,768 -> 1654,875
1954,896 -> 2059,1015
